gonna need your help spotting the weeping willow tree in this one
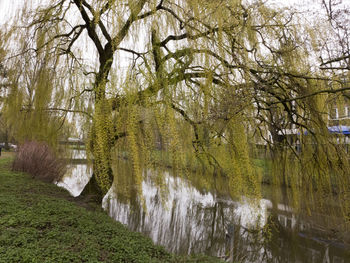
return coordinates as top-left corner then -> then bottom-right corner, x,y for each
245,5 -> 350,217
2,0 -> 350,219
0,29 -> 14,149
0,22 -> 75,148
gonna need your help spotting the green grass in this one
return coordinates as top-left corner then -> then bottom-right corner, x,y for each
0,157 -> 222,263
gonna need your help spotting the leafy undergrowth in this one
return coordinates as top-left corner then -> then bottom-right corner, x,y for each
0,157 -> 222,263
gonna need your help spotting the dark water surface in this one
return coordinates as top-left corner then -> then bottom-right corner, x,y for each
58,150 -> 350,262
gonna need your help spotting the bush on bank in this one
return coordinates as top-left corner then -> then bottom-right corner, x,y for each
12,141 -> 66,183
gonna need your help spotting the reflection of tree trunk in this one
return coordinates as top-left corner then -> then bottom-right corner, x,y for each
4,129 -> 9,150
322,245 -> 330,263
225,223 -> 234,262
208,202 -> 218,250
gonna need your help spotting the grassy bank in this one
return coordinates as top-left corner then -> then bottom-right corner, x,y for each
0,156 -> 222,263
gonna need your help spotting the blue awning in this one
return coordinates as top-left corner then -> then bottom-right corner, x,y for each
328,126 -> 350,135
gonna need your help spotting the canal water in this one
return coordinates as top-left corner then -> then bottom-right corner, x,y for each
58,150 -> 350,262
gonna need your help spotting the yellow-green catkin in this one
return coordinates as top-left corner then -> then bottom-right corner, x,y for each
127,106 -> 142,196
91,95 -> 114,194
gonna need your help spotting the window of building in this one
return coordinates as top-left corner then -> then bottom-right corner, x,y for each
330,108 -> 339,119
345,106 -> 350,118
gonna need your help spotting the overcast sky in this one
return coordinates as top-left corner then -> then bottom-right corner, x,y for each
0,0 -> 16,24
0,0 -> 324,25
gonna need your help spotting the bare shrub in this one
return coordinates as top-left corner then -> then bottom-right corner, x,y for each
12,141 -> 66,183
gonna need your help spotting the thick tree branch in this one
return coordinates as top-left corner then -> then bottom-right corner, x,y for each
109,0 -> 148,51
320,54 -> 350,66
160,26 -> 232,47
73,0 -> 104,56
45,108 -> 93,118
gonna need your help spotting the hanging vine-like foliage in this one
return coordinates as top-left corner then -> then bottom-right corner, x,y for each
1,0 -> 350,223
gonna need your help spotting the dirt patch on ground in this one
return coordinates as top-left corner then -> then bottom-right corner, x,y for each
67,194 -> 102,211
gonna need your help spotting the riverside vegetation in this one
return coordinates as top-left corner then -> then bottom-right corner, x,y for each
0,156 -> 222,263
